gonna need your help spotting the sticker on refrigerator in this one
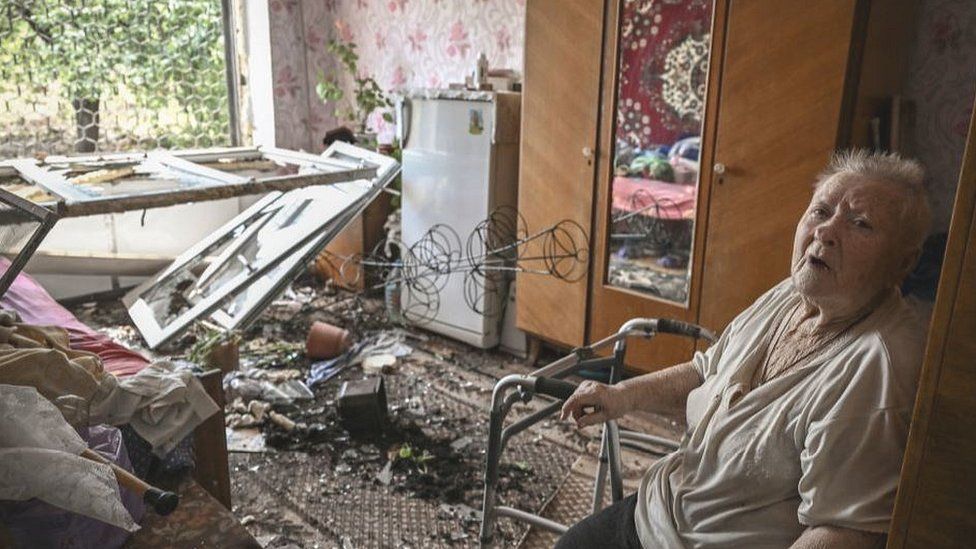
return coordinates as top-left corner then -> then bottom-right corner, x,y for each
468,109 -> 484,135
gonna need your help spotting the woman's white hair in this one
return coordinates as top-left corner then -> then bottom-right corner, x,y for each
816,149 -> 931,250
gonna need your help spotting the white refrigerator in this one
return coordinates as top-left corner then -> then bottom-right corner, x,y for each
398,89 -> 521,348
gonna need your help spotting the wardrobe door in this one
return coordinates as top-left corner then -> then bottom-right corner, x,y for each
587,0 -> 726,372
698,0 -> 861,333
516,0 -> 605,348
889,101 -> 976,549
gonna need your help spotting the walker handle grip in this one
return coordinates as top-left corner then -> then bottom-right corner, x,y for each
656,318 -> 718,343
534,377 -> 578,401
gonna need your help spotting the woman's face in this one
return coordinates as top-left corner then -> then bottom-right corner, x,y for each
791,175 -> 916,311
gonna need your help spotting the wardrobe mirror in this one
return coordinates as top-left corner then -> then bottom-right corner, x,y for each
604,0 -> 714,304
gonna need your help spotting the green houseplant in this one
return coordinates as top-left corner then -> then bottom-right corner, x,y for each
314,38 -> 402,292
316,38 -> 393,146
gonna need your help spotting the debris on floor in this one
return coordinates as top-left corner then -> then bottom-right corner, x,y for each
337,376 -> 388,435
59,228 -> 696,548
70,272 -> 597,547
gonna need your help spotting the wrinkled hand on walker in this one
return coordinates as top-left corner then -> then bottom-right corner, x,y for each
560,380 -> 631,428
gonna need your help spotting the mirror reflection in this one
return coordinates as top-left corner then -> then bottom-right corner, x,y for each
606,0 -> 713,303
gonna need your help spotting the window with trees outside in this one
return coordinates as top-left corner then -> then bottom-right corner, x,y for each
0,1 -> 239,159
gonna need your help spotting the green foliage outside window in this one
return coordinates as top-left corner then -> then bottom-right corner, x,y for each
0,0 -> 231,154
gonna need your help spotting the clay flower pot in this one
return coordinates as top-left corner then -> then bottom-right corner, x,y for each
306,321 -> 353,359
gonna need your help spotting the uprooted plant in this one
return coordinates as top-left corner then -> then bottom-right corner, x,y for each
187,323 -> 241,367
391,442 -> 435,474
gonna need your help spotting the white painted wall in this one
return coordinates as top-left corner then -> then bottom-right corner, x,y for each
30,198 -> 243,299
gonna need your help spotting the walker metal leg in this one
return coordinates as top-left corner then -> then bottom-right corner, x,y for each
591,425 -> 611,514
606,420 -> 624,502
480,396 -> 506,546
589,421 -> 631,515
591,344 -> 627,510
494,505 -> 569,535
619,429 -> 681,451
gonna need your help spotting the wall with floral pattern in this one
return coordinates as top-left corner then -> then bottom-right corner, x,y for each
267,0 -> 526,150
267,0 -> 343,151
263,0 -> 972,231
904,0 -> 976,233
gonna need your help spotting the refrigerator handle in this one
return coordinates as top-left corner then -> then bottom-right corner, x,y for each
396,97 -> 411,146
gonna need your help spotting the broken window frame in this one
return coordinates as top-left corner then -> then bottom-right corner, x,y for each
0,185 -> 62,297
0,146 -> 376,217
208,141 -> 401,331
124,142 -> 400,349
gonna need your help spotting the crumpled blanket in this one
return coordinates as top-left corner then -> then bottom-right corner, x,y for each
0,310 -> 104,405
0,384 -> 138,532
0,310 -> 218,456
92,360 -> 219,456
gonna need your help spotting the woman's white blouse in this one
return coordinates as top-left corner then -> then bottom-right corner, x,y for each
634,279 -> 928,548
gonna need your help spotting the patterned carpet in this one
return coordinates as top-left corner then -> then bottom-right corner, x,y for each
229,341 -> 589,548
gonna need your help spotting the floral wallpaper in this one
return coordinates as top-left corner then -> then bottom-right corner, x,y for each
904,0 -> 976,233
268,0 -> 526,150
262,0 -> 973,232
268,0 -> 343,151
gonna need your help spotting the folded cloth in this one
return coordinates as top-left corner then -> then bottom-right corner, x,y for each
0,314 -> 106,405
0,385 -> 137,532
91,360 -> 220,457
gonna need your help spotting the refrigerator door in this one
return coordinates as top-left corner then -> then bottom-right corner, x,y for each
401,97 -> 499,346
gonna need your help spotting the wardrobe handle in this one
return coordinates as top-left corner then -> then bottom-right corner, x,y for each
713,162 -> 727,184
582,146 -> 594,166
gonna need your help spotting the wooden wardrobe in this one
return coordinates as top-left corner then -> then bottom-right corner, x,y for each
517,0 -> 919,372
888,104 -> 976,547
516,0 -> 605,349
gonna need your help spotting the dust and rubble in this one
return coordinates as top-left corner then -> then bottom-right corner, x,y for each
70,272 -> 597,547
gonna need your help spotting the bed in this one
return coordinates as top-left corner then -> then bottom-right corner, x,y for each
0,259 -> 151,378
610,176 -> 697,220
0,261 -> 255,548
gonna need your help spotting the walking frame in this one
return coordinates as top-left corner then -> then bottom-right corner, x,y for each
479,318 -> 717,547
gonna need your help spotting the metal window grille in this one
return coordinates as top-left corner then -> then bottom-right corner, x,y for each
0,0 -> 240,159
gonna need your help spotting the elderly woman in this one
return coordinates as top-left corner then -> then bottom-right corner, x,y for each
558,151 -> 931,549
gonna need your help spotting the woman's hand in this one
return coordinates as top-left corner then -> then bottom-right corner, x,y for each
560,381 -> 632,428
